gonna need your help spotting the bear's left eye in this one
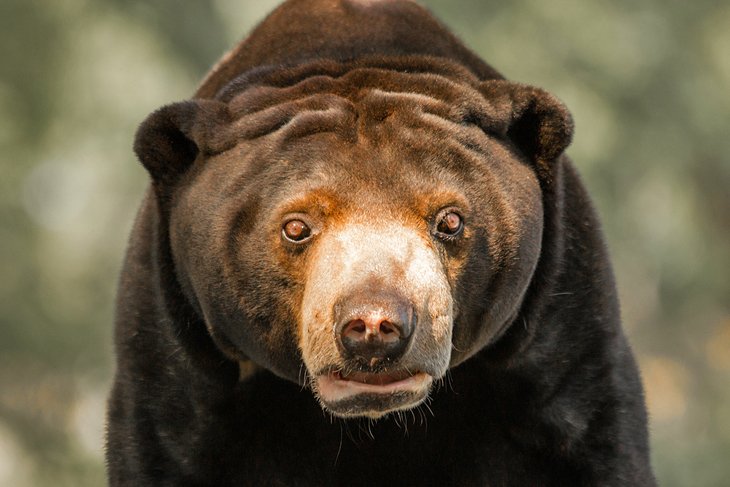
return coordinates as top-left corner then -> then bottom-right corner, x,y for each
282,219 -> 312,243
434,209 -> 464,239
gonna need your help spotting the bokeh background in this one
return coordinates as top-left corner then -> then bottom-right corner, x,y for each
1,0 -> 728,485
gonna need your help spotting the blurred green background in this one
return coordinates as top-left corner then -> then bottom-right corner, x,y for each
1,0 -> 728,485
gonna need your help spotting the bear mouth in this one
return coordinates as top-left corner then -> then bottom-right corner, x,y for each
315,369 -> 433,418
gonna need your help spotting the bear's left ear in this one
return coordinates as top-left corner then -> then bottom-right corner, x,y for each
134,99 -> 230,188
478,80 -> 574,177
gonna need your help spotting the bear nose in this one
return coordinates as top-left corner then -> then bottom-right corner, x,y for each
335,294 -> 415,365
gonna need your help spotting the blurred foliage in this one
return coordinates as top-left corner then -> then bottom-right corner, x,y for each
0,0 -> 727,485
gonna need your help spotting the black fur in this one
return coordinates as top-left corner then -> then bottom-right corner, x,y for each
107,1 -> 655,485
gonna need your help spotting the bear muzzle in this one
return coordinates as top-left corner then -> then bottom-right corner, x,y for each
300,220 -> 453,418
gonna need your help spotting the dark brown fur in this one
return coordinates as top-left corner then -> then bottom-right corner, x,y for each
107,1 -> 655,485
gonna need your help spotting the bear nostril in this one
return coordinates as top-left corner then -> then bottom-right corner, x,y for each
342,319 -> 368,340
378,321 -> 400,341
341,317 -> 402,343
336,303 -> 415,364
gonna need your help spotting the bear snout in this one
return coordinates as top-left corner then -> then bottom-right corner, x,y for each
334,289 -> 416,367
299,219 -> 454,417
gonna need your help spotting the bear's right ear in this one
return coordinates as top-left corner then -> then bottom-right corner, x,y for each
134,99 -> 230,187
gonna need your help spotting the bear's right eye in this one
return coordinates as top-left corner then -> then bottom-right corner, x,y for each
433,208 -> 464,240
282,219 -> 312,243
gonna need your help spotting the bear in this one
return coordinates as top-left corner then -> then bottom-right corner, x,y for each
106,0 -> 657,485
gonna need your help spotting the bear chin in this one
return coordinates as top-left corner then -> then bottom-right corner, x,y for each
315,370 -> 433,418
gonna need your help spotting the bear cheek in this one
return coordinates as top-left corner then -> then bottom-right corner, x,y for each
298,221 -> 454,379
167,170 -> 303,379
450,165 -> 545,364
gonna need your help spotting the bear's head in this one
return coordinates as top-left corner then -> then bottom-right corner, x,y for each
134,58 -> 572,418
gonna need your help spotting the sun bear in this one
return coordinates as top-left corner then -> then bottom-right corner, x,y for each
106,0 -> 656,485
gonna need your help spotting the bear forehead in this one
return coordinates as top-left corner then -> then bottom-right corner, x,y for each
202,57 -> 497,155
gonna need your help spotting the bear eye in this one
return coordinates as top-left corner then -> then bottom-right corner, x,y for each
434,209 -> 464,239
282,219 -> 312,243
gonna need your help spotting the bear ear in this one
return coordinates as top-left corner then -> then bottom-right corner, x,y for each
478,80 -> 574,177
134,99 -> 230,187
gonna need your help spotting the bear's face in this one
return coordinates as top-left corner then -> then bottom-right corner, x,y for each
136,60 -> 570,418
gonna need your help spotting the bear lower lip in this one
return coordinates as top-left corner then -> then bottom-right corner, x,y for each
315,370 -> 432,415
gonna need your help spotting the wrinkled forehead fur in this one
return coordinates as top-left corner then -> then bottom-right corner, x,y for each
192,57 -> 521,167
155,54 -> 570,187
